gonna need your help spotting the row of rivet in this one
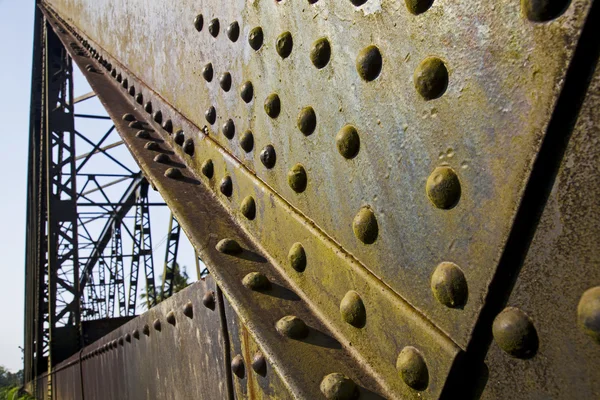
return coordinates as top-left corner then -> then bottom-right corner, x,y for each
216,239 -> 430,394
81,293 -> 217,360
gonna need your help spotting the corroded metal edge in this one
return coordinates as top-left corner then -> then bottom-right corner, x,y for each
41,5 -> 461,398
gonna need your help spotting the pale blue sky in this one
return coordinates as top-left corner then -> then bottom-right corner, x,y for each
0,0 -> 197,372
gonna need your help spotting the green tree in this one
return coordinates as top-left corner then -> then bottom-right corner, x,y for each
0,366 -> 21,388
139,263 -> 190,310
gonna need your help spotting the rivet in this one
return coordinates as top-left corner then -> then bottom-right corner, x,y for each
356,45 -> 382,82
144,101 -> 153,113
227,21 -> 240,42
219,72 -> 232,92
297,107 -> 316,136
336,125 -> 360,159
288,243 -> 306,272
276,315 -> 309,339
166,310 -> 176,325
165,167 -> 183,180
122,78 -> 128,89
112,340 -> 118,348
522,0 -> 569,22
260,145 -> 276,169
144,142 -> 159,151
194,14 -> 203,32
276,31 -> 293,59
216,238 -> 242,254
396,346 -> 429,390
350,0 -> 368,6
239,130 -> 254,153
251,353 -> 267,376
162,119 -> 173,133
129,121 -> 143,129
116,73 -> 122,82
426,166 -> 461,209
405,0 -> 434,15
153,319 -> 162,331
242,272 -> 271,291
118,337 -> 124,346
143,324 -> 150,336
183,301 -> 194,318
578,287 -> 600,343
128,86 -> 135,96
125,333 -> 131,342
220,175 -> 233,196
154,153 -> 170,164
208,18 -> 220,37
174,130 -> 185,146
111,69 -> 117,78
320,373 -> 358,400
248,27 -> 264,51
133,329 -> 140,339
203,291 -> 216,309
231,355 -> 245,378
202,63 -> 213,82
240,82 -> 253,103
414,57 -> 448,100
153,110 -> 163,124
310,38 -> 331,69
288,164 -> 307,193
135,93 -> 143,104
492,307 -> 539,358
340,290 -> 366,328
122,113 -> 135,122
222,119 -> 235,139
240,196 -> 256,220
201,159 -> 214,178
205,106 -> 216,125
431,262 -> 468,308
352,206 -> 378,244
264,94 -> 281,119
183,138 -> 195,156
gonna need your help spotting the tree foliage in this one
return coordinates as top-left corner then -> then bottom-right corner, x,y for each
139,263 -> 190,310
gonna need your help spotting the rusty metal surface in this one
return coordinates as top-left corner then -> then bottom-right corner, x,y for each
481,57 -> 600,399
43,0 -> 594,352
223,295 -> 293,400
42,7 -> 462,398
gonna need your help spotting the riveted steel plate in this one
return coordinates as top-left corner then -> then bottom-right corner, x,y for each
481,59 -> 600,400
44,8 -> 462,397
45,0 -> 595,351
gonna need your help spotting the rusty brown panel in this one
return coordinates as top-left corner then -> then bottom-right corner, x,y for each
43,8 -> 461,398
52,355 -> 83,400
44,0 -> 593,350
222,295 -> 293,400
480,60 -> 600,398
77,277 -> 230,400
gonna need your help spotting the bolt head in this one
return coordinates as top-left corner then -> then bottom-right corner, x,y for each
164,167 -> 183,180
239,130 -> 254,153
264,94 -> 281,119
183,138 -> 195,156
166,310 -> 176,325
492,307 -> 538,358
352,207 -> 378,244
201,159 -> 214,178
431,262 -> 468,308
310,38 -> 331,69
193,14 -> 203,31
320,373 -> 359,400
404,0 -> 433,15
260,145 -> 276,169
336,125 -> 360,159
240,196 -> 256,220
251,353 -> 267,376
288,164 -> 307,193
276,315 -> 309,339
577,286 -> 600,343
231,354 -> 245,378
227,21 -> 240,42
183,301 -> 194,318
205,106 -> 216,125
288,243 -> 306,272
340,291 -> 366,328
356,45 -> 382,82
414,57 -> 448,100
396,346 -> 429,390
222,119 -> 235,139
202,291 -> 216,309
426,166 -> 461,209
276,31 -> 293,59
202,63 -> 213,82
208,18 -> 220,37
153,319 -> 162,331
248,27 -> 264,51
216,238 -> 242,254
242,272 -> 271,291
297,107 -> 316,136
240,82 -> 253,103
174,130 -> 185,146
